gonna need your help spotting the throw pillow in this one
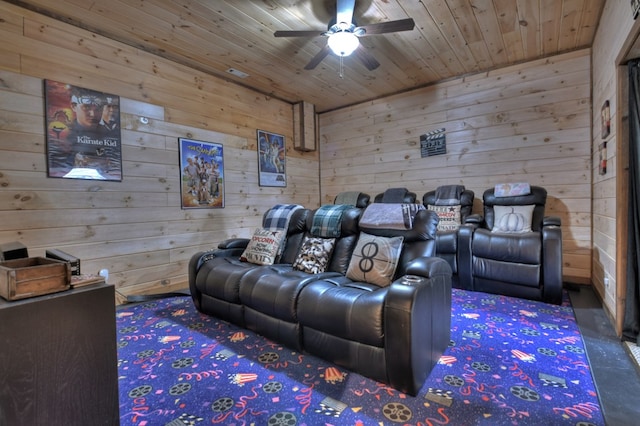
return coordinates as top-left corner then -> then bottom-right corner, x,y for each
427,204 -> 462,231
492,205 -> 535,233
346,232 -> 404,287
292,236 -> 336,274
240,228 -> 286,265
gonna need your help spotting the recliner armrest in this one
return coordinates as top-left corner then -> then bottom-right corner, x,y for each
403,256 -> 452,279
543,216 -> 561,227
218,237 -> 251,249
542,224 -> 563,304
384,257 -> 452,395
464,213 -> 484,226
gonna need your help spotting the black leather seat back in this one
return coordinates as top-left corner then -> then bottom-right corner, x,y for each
481,186 -> 547,232
373,188 -> 417,203
423,189 -> 475,221
359,209 -> 439,278
261,208 -> 311,265
333,191 -> 371,208
305,206 -> 362,275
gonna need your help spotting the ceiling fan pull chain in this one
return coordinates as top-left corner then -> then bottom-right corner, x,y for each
339,55 -> 345,79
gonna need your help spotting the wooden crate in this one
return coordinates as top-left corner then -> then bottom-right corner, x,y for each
0,257 -> 71,301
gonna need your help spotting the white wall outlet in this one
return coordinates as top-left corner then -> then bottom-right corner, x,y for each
604,276 -> 610,287
99,269 -> 109,281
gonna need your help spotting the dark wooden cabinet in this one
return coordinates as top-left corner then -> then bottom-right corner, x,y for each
0,282 -> 119,425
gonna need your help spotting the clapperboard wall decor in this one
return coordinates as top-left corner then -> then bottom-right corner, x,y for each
420,128 -> 446,158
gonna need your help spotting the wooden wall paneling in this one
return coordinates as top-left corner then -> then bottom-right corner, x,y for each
577,0 -> 606,47
3,0 -> 605,113
0,5 -> 319,300
493,0 -> 524,63
467,0 -> 509,65
557,0 -> 585,52
590,0 -> 639,329
18,12 -> 296,143
320,48 -> 592,283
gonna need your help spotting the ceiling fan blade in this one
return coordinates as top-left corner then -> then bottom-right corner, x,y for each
354,45 -> 380,71
336,0 -> 356,24
274,30 -> 326,38
357,18 -> 415,35
304,44 -> 332,70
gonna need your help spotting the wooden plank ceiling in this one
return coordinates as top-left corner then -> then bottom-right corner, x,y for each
10,0 -> 605,112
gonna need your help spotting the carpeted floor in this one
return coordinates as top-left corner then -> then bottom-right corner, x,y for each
117,289 -> 604,425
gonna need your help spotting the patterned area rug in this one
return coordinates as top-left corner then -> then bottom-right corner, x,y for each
117,289 -> 604,425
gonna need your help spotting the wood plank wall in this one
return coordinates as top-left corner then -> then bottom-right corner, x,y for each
0,2 -> 319,301
591,1 -> 638,329
319,49 -> 592,284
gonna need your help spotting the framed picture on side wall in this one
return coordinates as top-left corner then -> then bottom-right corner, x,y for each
257,129 -> 286,187
44,80 -> 122,181
179,138 -> 224,209
601,100 -> 610,139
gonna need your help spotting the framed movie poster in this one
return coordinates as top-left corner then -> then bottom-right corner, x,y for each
179,138 -> 224,209
44,80 -> 122,181
257,129 -> 286,187
601,100 -> 610,139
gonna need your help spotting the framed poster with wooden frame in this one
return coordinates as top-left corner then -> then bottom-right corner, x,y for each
257,129 -> 286,187
179,138 -> 224,209
44,80 -> 122,181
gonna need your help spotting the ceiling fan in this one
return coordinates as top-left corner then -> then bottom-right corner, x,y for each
274,0 -> 415,72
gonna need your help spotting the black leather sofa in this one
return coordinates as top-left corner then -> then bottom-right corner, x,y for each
189,204 -> 452,395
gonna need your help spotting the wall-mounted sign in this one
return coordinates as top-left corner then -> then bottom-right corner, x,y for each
420,128 -> 446,158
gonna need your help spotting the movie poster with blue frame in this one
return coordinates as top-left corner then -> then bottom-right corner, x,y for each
179,138 -> 224,209
257,129 -> 286,187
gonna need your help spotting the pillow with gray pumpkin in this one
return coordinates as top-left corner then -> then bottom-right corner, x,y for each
491,205 -> 535,233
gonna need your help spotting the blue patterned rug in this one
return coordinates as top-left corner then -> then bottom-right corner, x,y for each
117,289 -> 604,425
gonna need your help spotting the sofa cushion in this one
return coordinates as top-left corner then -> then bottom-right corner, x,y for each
292,236 -> 336,274
427,204 -> 461,231
240,228 -> 286,265
346,233 -> 403,287
491,205 -> 534,233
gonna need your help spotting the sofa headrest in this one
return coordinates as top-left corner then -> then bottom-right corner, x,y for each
423,188 -> 475,221
306,206 -> 361,237
373,187 -> 417,203
262,204 -> 304,230
333,191 -> 370,208
360,209 -> 438,241
287,208 -> 311,233
423,187 -> 474,207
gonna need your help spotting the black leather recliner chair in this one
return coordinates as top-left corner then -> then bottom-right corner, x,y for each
423,187 -> 475,288
459,186 -> 563,304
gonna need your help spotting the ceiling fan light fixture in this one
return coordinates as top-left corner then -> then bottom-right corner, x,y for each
327,31 -> 359,57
